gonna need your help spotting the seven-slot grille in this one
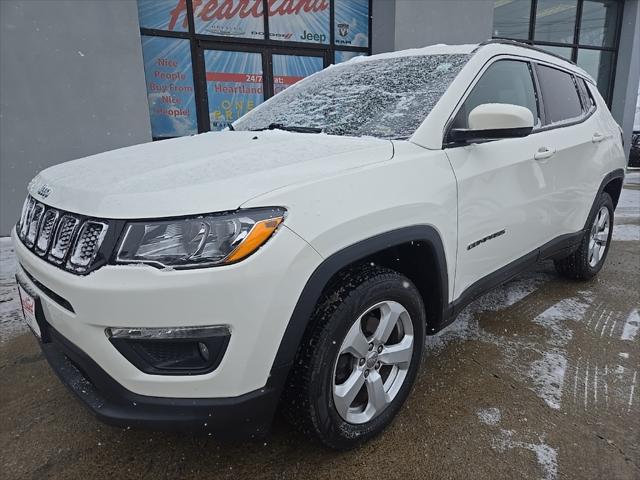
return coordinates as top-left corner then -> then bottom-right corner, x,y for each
17,196 -> 108,274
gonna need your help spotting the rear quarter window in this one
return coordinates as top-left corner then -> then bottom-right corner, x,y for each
536,64 -> 583,125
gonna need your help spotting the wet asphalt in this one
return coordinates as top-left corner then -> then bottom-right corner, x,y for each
0,183 -> 638,480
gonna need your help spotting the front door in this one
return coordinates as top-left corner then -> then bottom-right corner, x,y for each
445,59 -> 556,299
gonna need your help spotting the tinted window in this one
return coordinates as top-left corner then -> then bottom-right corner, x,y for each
452,60 -> 539,129
536,65 -> 583,124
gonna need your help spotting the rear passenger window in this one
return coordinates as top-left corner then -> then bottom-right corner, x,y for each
536,65 -> 583,124
452,60 -> 540,129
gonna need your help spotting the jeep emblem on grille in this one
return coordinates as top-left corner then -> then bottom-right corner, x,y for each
36,184 -> 52,198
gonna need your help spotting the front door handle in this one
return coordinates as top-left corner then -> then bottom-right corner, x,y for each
534,146 -> 556,161
592,132 -> 606,143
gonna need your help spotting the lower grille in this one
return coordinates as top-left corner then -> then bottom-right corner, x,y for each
17,196 -> 109,275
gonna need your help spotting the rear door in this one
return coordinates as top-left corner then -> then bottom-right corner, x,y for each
445,58 -> 556,299
532,64 -> 607,236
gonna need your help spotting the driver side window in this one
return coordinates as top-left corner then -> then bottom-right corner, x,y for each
452,60 -> 540,129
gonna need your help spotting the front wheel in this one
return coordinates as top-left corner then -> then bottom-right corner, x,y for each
282,265 -> 425,450
555,192 -> 614,280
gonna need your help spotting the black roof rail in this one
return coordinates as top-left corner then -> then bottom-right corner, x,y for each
478,38 -> 579,67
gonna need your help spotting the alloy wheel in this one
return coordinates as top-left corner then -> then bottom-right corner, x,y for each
332,301 -> 414,424
588,206 -> 610,267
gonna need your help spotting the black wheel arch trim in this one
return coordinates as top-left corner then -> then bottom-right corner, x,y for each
270,225 -> 449,372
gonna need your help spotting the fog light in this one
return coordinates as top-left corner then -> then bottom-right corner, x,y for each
105,325 -> 230,375
198,342 -> 210,361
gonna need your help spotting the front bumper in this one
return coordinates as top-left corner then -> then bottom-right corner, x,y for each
12,224 -> 322,404
41,322 -> 287,436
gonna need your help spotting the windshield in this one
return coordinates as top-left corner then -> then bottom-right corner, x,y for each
234,53 -> 470,140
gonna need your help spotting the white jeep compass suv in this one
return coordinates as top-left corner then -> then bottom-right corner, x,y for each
13,41 -> 626,449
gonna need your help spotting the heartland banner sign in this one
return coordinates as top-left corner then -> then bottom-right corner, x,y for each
137,0 -> 368,46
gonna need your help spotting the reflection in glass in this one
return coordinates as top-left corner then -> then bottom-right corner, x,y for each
273,55 -> 324,95
539,45 -> 573,60
577,49 -> 613,101
579,0 -> 619,47
493,0 -> 532,39
335,51 -> 366,64
204,50 -> 264,130
534,0 -> 578,43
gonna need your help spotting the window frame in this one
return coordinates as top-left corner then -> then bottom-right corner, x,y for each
443,55 -> 598,149
443,55 -> 544,148
533,62 -> 588,127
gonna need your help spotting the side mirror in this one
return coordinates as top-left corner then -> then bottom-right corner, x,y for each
449,103 -> 534,143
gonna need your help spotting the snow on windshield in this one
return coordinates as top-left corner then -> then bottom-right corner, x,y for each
234,54 -> 469,139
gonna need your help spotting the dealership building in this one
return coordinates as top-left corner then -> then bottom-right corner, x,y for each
1,0 -> 639,235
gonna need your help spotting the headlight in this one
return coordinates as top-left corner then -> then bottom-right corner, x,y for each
115,207 -> 285,269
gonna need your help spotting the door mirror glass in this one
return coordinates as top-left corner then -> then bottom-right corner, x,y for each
449,103 -> 534,143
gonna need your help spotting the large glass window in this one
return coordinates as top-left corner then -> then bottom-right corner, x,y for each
534,0 -> 578,44
452,60 -> 539,129
140,36 -> 197,137
273,55 -> 324,94
268,0 -> 330,44
493,0 -> 532,40
204,50 -> 264,130
334,0 -> 370,47
192,0 -> 264,38
137,0 -> 188,32
137,0 -> 371,139
492,0 -> 621,105
579,0 -> 619,47
536,64 -> 583,124
577,49 -> 614,96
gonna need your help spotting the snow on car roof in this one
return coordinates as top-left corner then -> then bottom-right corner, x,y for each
342,40 -> 592,83
348,43 -> 478,64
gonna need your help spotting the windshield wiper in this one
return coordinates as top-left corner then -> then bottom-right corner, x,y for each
252,123 -> 322,133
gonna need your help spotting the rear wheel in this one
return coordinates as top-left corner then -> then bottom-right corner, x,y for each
282,265 -> 425,450
554,192 -> 614,280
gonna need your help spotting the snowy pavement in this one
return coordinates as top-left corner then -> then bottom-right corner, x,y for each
0,172 -> 638,479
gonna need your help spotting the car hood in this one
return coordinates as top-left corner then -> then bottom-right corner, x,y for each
28,130 -> 393,219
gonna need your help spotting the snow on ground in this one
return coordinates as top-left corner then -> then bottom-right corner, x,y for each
0,236 -> 24,342
476,407 -> 501,426
612,224 -> 640,241
477,406 -> 558,480
621,308 -> 639,341
493,429 -> 559,480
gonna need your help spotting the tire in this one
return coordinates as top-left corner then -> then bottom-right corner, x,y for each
554,192 -> 614,280
282,264 -> 425,450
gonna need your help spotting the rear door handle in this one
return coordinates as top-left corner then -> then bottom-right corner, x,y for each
592,132 -> 606,143
534,146 -> 556,160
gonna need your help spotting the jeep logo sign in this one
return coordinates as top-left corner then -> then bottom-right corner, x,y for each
36,184 -> 52,198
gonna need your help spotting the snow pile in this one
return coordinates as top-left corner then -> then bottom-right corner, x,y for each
0,237 -> 25,342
